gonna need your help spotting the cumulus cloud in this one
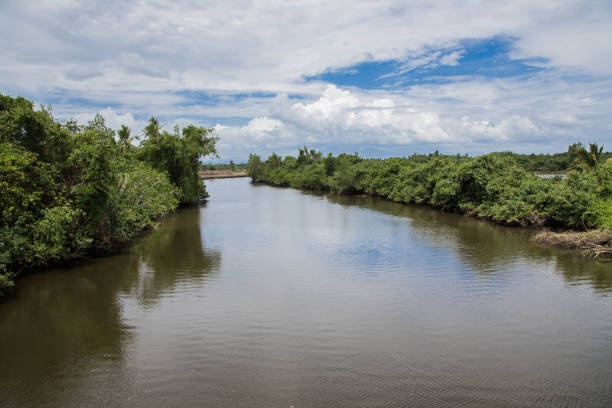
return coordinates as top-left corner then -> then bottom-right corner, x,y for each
212,76 -> 612,158
212,85 -> 448,157
214,117 -> 291,153
214,85 -> 452,155
291,86 -> 359,122
459,115 -> 541,142
289,85 -> 450,144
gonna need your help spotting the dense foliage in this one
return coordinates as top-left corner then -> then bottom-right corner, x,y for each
248,146 -> 612,232
0,94 -> 217,293
140,118 -> 218,204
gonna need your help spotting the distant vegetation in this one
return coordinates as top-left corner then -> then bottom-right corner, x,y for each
201,161 -> 247,171
248,146 -> 612,233
502,142 -> 611,173
0,94 -> 217,293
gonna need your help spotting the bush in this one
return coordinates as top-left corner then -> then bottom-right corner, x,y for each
247,148 -> 612,232
0,94 -> 216,293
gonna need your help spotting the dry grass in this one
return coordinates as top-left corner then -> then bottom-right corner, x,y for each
532,229 -> 612,258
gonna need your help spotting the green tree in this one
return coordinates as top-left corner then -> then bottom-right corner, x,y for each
0,94 -> 211,293
568,142 -> 585,161
139,118 -> 217,204
118,125 -> 133,154
266,153 -> 282,169
324,153 -> 336,176
573,143 -> 604,170
247,154 -> 264,181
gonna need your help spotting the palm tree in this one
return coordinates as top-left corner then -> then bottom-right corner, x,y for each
144,117 -> 161,139
574,143 -> 604,170
118,125 -> 132,154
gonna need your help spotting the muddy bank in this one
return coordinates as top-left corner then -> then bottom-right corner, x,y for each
533,229 -> 612,259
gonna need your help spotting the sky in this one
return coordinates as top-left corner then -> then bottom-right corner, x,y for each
1,0 -> 611,162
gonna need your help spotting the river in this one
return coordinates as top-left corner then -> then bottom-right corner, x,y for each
1,177 -> 611,407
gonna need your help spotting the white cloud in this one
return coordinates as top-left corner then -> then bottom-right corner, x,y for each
212,76 -> 612,157
215,85 -> 452,152
1,0 -> 611,159
72,107 -> 140,131
459,115 -> 541,142
289,85 -> 451,144
440,50 -> 464,66
291,86 -> 359,122
214,117 -> 291,153
2,0 -> 611,95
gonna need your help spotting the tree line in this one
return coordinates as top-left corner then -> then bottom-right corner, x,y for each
502,142 -> 611,173
201,161 -> 247,171
248,145 -> 612,232
0,94 -> 217,293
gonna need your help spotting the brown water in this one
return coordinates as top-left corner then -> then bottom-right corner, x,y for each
1,177 -> 611,407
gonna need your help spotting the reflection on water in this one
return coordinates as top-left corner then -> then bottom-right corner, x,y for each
118,205 -> 221,306
0,206 -> 220,407
329,194 -> 612,291
1,178 -> 611,408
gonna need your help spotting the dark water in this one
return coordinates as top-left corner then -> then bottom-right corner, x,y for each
1,178 -> 611,407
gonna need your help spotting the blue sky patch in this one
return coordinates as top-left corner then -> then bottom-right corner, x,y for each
173,90 -> 277,107
304,36 -> 547,89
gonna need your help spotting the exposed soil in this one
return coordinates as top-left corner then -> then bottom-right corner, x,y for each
532,229 -> 612,259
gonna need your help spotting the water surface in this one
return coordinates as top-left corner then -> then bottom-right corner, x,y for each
1,178 -> 611,407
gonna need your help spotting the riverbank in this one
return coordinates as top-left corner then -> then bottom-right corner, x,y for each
533,229 -> 612,259
200,170 -> 249,179
247,149 -> 612,259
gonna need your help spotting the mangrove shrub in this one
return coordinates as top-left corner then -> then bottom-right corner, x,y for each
0,94 -> 217,293
248,148 -> 612,231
